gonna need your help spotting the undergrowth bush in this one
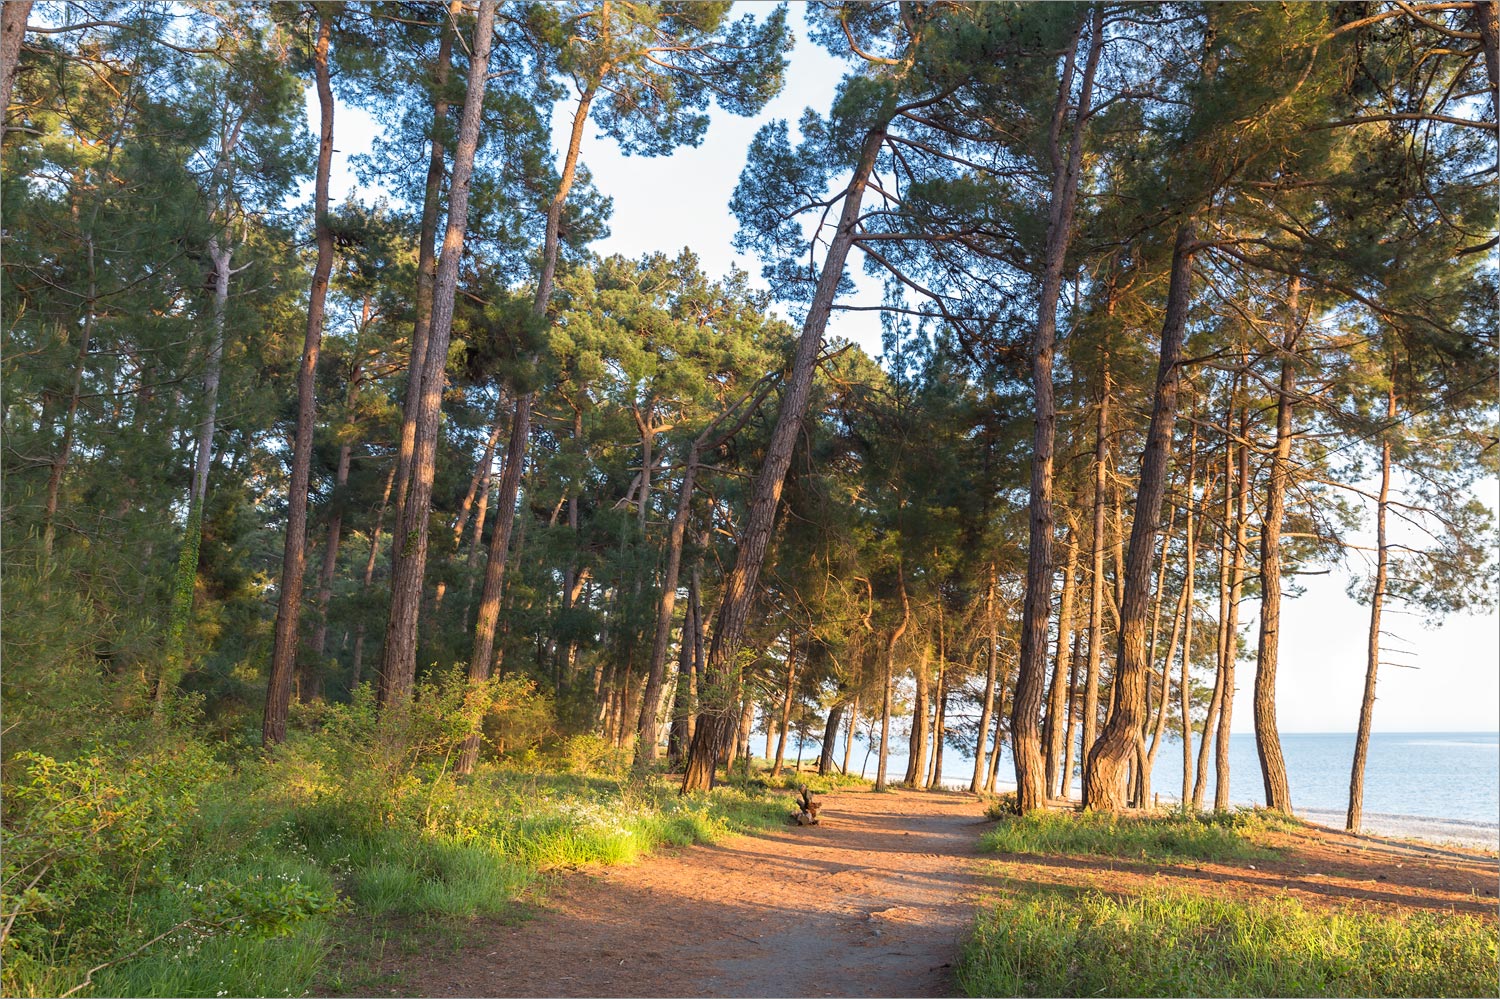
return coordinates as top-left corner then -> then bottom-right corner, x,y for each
959,884 -> 1499,997
1,671 -> 785,997
980,807 -> 1287,863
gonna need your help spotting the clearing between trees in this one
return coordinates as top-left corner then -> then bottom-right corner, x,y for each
327,786 -> 1498,998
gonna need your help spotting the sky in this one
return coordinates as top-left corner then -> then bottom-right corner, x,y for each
312,8 -> 1499,735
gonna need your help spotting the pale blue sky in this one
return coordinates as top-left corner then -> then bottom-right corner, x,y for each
314,8 -> 1499,734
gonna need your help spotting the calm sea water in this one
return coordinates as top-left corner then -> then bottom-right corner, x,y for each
809,731 -> 1499,826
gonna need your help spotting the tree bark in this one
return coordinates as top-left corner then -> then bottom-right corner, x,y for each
1195,396 -> 1238,810
969,567 -> 1000,793
1348,375 -> 1395,831
265,9 -> 335,746
1215,403 -> 1251,811
351,461 -> 397,688
1178,418 -> 1201,805
1082,222 -> 1196,811
1013,10 -> 1103,813
390,0 -> 459,550
0,1 -> 32,146
873,566 -> 910,793
681,122 -> 891,793
819,701 -> 844,776
1060,629 -> 1083,798
1083,362 -> 1110,766
1044,530 -> 1078,797
904,641 -> 931,786
1254,288 -> 1300,814
380,0 -> 497,715
770,638 -> 799,777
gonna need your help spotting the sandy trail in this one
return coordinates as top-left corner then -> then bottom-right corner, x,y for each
386,786 -> 994,998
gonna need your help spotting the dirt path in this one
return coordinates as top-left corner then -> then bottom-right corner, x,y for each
381,786 -> 994,998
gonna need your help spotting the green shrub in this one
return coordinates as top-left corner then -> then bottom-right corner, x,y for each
959,884 -> 1499,997
980,808 -> 1283,863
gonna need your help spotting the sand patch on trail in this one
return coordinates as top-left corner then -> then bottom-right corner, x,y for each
361,787 -> 995,998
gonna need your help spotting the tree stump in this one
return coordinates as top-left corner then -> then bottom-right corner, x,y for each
792,784 -> 822,826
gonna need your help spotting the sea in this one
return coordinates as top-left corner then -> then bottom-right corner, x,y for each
788,730 -> 1500,850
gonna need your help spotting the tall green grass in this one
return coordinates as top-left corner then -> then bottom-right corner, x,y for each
959,884 -> 1499,997
2,740 -> 786,998
980,807 -> 1293,863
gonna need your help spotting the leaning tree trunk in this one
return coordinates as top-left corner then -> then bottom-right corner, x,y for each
681,122 -> 891,793
380,0 -> 497,715
264,11 -> 335,747
1082,223 -> 1196,811
969,568 -> 1000,793
1254,292 -> 1300,814
1013,11 -> 1103,813
1348,377 -> 1396,831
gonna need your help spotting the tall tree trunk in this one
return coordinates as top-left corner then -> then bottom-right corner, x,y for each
681,122 -> 891,793
1474,0 -> 1499,120
873,566 -> 910,793
1195,399 -> 1237,810
842,692 -> 859,776
1060,629 -> 1082,798
264,12 -> 335,747
463,82 -> 597,728
1013,10 -> 1103,813
390,0 -> 459,548
635,443 -> 700,765
904,642 -> 931,786
1082,222 -> 1196,811
928,602 -> 949,789
1254,287 -> 1300,814
302,384 -> 359,701
1348,376 -> 1396,832
0,1 -> 32,146
453,394 -> 507,547
1178,419 -> 1201,805
667,570 -> 701,765
1083,361 -> 1110,764
351,461 -> 397,688
1044,529 -> 1078,797
770,638 -> 799,777
1215,404 -> 1251,811
819,702 -> 844,775
969,568 -> 1000,793
380,0 -> 497,714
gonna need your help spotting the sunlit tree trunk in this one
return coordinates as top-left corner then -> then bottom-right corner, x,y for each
264,11 -> 335,746
682,123 -> 890,792
389,0 -> 459,550
1083,223 -> 1196,811
1082,360 -> 1110,765
874,566 -> 910,793
1254,283 -> 1300,814
383,0 -> 498,720
1014,10 -> 1103,813
970,568 -> 1000,793
1044,529 -> 1078,797
1215,405 -> 1251,811
1348,376 -> 1396,832
771,638 -> 799,777
0,1 -> 32,145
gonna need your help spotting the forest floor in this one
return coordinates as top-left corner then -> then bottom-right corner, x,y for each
323,785 -> 1498,998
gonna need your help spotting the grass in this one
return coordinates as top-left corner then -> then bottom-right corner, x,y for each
980,806 -> 1295,863
958,883 -> 1499,997
2,746 -> 788,999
